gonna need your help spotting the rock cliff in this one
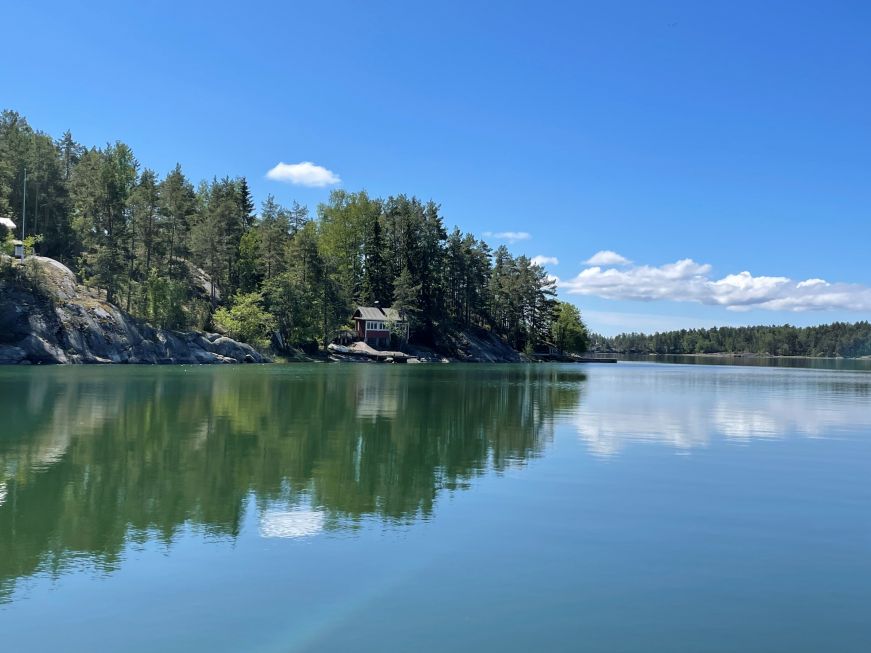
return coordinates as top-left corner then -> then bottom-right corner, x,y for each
0,255 -> 269,365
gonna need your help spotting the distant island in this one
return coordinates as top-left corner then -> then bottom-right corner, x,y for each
0,109 -> 588,363
590,322 -> 871,359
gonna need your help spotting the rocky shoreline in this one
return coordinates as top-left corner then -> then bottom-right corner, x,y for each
0,256 -> 269,365
1,255 -> 584,366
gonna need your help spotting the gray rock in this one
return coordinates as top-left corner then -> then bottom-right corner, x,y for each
0,255 -> 272,366
19,334 -> 69,364
0,345 -> 26,364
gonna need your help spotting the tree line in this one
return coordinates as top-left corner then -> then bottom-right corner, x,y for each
590,322 -> 871,358
0,110 -> 587,353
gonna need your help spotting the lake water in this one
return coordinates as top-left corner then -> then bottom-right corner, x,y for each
1,362 -> 870,652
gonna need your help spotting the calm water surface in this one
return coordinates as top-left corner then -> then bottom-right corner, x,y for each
1,362 -> 870,652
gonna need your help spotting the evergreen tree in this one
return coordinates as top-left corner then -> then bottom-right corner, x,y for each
392,266 -> 422,332
237,228 -> 261,293
552,302 -> 588,354
317,189 -> 377,303
591,321 -> 871,358
257,195 -> 291,281
362,211 -> 389,305
128,169 -> 161,312
0,111 -> 31,221
70,142 -> 137,303
237,177 -> 256,229
288,200 -> 310,234
1,109 -> 599,353
265,221 -> 324,348
190,179 -> 235,306
158,164 -> 196,279
57,129 -> 83,181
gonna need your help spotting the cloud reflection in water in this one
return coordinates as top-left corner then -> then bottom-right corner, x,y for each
572,367 -> 871,456
259,509 -> 326,539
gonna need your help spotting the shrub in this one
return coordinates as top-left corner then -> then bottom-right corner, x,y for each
213,292 -> 277,349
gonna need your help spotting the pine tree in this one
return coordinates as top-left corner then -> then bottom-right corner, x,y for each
237,177 -> 256,229
190,179 -> 235,306
128,169 -> 160,312
237,228 -> 261,293
57,129 -> 83,181
362,212 -> 389,305
393,265 -> 421,333
70,142 -> 137,303
158,164 -> 196,279
257,195 -> 291,281
317,189 -> 376,303
288,200 -> 310,234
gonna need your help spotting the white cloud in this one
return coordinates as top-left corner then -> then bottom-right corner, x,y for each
483,231 -> 531,243
585,250 -> 632,266
561,254 -> 871,312
531,255 -> 559,267
266,161 -> 340,187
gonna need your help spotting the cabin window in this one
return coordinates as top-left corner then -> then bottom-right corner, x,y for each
365,320 -> 390,331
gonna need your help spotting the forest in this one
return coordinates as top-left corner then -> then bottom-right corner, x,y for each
0,110 -> 587,354
590,322 -> 871,358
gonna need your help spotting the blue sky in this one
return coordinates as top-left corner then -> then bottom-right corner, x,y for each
3,1 -> 870,334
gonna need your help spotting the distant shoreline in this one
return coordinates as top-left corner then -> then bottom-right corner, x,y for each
628,352 -> 870,361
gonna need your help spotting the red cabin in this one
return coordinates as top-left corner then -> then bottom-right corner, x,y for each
353,306 -> 409,349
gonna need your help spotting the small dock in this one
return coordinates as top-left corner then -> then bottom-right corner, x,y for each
328,342 -> 416,363
533,353 -> 618,363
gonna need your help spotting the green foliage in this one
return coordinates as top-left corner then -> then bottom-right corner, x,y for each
0,250 -> 12,277
190,177 -> 245,304
392,265 -> 422,331
69,142 -> 138,303
552,302 -> 588,354
158,163 -> 196,279
0,108 -> 579,353
22,233 -> 43,257
237,177 -> 256,229
237,228 -> 261,293
591,322 -> 871,358
256,195 -> 290,282
213,292 -> 277,349
264,220 -> 343,350
317,190 -> 376,300
0,256 -> 53,300
144,273 -> 189,330
264,273 -> 308,347
444,228 -> 491,329
1,111 -> 77,261
361,211 -> 389,306
489,247 -> 557,351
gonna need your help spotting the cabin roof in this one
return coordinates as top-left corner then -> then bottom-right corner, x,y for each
354,306 -> 404,321
0,217 -> 16,230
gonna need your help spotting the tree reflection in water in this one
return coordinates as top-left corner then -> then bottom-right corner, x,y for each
0,365 -> 585,601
